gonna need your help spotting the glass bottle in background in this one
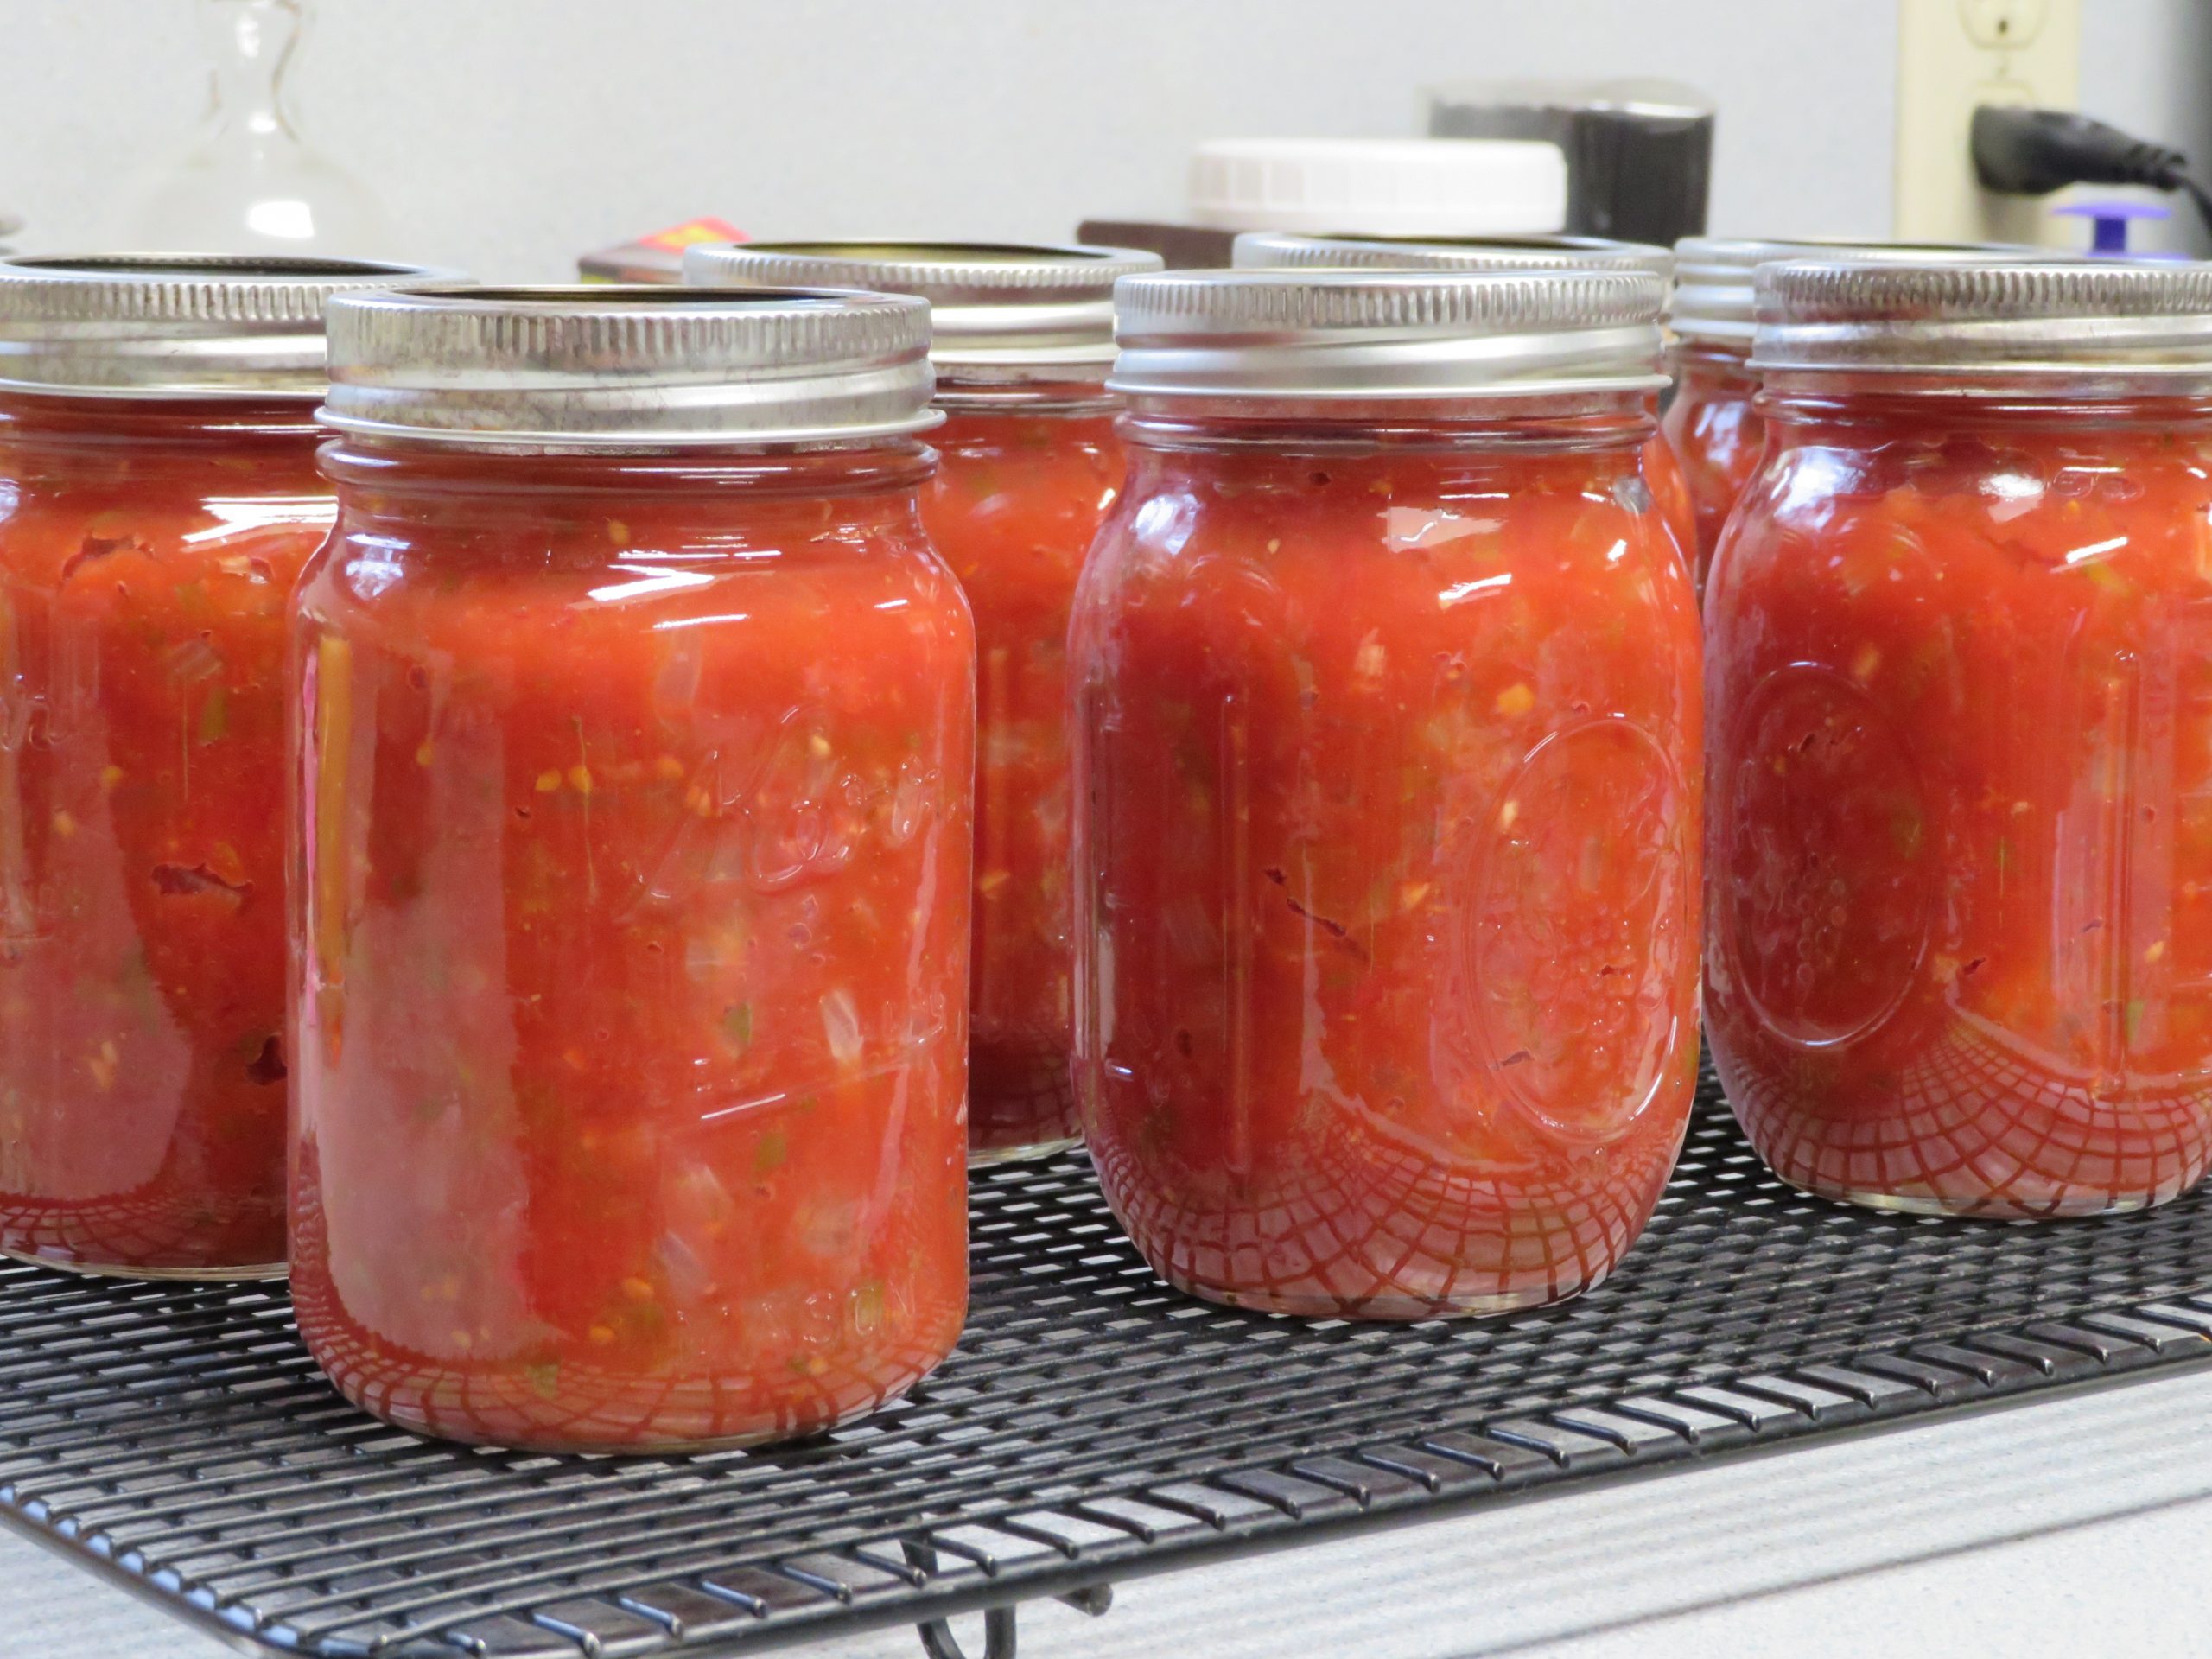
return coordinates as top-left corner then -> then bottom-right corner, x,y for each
113,0 -> 393,258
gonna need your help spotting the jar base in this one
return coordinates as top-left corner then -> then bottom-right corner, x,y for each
1776,1176 -> 2163,1223
0,1246 -> 287,1283
320,1375 -> 909,1456
1159,1274 -> 1589,1322
969,1135 -> 1081,1167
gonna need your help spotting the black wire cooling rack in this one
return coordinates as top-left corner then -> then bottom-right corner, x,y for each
8,1069 -> 2212,1659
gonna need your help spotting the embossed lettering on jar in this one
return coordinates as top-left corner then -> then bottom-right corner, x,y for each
1706,257 -> 2212,1217
0,254 -> 452,1279
291,287 -> 974,1450
686,241 -> 1162,1163
1071,268 -> 1704,1319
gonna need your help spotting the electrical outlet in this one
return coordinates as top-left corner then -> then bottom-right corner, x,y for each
1895,0 -> 2082,243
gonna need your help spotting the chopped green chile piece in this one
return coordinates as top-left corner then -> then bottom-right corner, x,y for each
197,683 -> 230,744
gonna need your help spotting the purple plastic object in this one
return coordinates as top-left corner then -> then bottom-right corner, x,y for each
2054,197 -> 2172,254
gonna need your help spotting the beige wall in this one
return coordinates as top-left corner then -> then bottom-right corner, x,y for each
0,0 -> 2205,279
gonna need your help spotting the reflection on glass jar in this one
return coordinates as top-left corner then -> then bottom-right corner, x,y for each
1071,268 -> 1703,1319
1707,257 -> 2212,1217
291,287 -> 973,1450
0,254 -> 448,1279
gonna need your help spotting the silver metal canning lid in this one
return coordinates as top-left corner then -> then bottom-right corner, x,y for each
680,241 -> 1162,372
319,285 -> 938,449
1233,231 -> 1674,283
1107,267 -> 1668,401
1671,237 -> 2043,346
0,253 -> 465,398
1753,257 -> 2212,376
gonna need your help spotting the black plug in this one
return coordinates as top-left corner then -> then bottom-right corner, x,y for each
1971,106 -> 2190,195
1971,105 -> 2212,238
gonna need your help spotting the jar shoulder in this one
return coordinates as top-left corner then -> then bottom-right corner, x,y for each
1080,453 -> 1694,651
0,463 -> 334,589
1716,427 -> 2212,608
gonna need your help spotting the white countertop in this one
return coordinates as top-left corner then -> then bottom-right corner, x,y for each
8,1362 -> 2212,1659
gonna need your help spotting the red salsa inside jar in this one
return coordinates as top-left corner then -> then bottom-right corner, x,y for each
1707,257 -> 2212,1217
1709,402 -> 2212,1214
684,239 -> 1163,1160
0,397 -> 314,1273
0,254 -> 448,1277
1074,269 -> 1702,1318
1658,344 -> 1761,587
1643,429 -> 1702,564
922,405 -> 1122,1154
292,287 -> 973,1450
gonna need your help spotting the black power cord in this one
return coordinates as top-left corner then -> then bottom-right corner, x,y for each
1971,105 -> 2212,238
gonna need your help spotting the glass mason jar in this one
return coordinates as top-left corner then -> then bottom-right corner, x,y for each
1665,238 -> 2044,596
1072,269 -> 1704,1319
687,240 -> 1162,1163
1707,257 -> 2212,1218
0,254 -> 448,1279
1233,232 -> 1700,563
292,287 -> 975,1450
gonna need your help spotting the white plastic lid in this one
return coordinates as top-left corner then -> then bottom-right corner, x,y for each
1188,138 -> 1567,236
